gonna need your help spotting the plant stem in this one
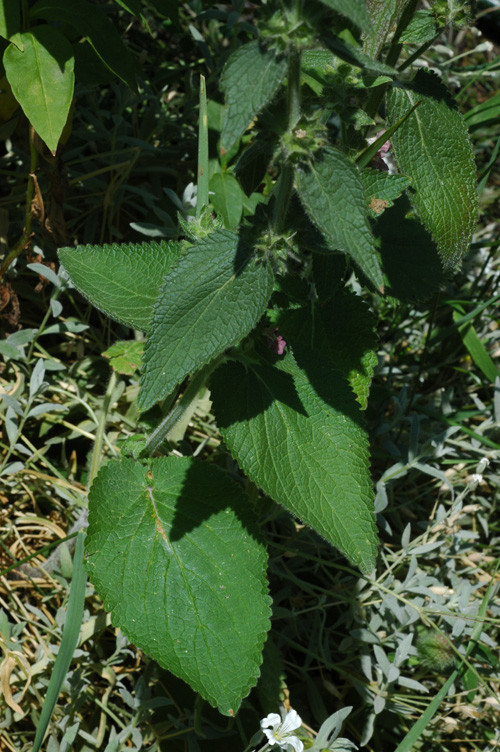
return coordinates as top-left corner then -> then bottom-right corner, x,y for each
89,370 -> 118,486
196,74 -> 209,218
272,45 -> 302,233
0,126 -> 38,281
142,360 -> 220,457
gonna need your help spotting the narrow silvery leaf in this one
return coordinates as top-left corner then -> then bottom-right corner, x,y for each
86,457 -> 271,715
295,149 -> 384,291
220,40 -> 286,154
29,359 -> 46,401
386,70 -> 478,268
139,230 -> 273,411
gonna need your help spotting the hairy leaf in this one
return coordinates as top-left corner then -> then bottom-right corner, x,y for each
4,26 -> 74,154
386,70 -> 478,267
220,40 -> 286,154
318,0 -> 371,31
86,457 -> 271,715
58,241 -> 183,330
139,230 -> 274,411
30,0 -> 137,90
211,351 -> 377,573
363,0 -> 409,59
278,289 -> 378,409
362,169 -> 411,215
296,149 -> 384,291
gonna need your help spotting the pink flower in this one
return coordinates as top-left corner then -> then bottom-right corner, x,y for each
267,327 -> 287,355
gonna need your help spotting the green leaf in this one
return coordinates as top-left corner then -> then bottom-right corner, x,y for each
86,457 -> 271,715
295,148 -> 385,291
363,0 -> 408,59
220,40 -> 286,154
30,0 -> 137,90
452,309 -> 500,384
464,90 -> 500,128
139,230 -> 274,411
211,351 -> 378,574
3,26 -> 74,154
58,241 -> 183,331
318,0 -> 371,31
361,169 -> 411,215
386,70 -> 478,268
321,33 -> 397,78
399,10 -> 438,45
375,196 -> 445,302
102,340 -> 144,375
277,289 -> 378,410
0,0 -> 23,49
209,173 -> 243,229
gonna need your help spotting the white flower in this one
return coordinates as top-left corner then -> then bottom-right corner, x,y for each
261,709 -> 304,752
471,473 -> 483,484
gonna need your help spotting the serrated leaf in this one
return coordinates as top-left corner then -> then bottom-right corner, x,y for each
363,0 -> 410,59
295,149 -> 384,291
386,70 -> 478,268
220,40 -> 286,154
86,457 -> 271,715
58,240 -> 183,331
399,10 -> 438,45
209,173 -> 243,229
102,340 -> 144,375
30,0 -> 137,90
318,0 -> 371,31
277,289 -> 378,409
211,351 -> 378,573
3,26 -> 74,154
375,196 -> 444,302
139,230 -> 274,411
362,169 -> 411,215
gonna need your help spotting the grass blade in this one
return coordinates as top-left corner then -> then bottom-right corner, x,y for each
33,532 -> 87,752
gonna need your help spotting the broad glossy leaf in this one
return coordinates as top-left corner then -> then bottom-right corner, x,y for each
318,0 -> 371,31
0,0 -> 23,49
278,289 -> 378,409
4,26 -> 74,154
386,70 -> 478,267
86,457 -> 271,715
220,40 -> 286,154
30,0 -> 137,90
58,241 -> 183,330
295,149 -> 384,291
211,352 -> 377,573
139,230 -> 274,411
210,173 -> 243,229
